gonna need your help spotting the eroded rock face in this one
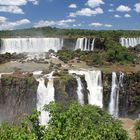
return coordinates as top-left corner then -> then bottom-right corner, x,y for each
102,72 -> 112,111
0,73 -> 38,123
80,75 -> 89,104
103,72 -> 140,119
0,70 -> 139,123
119,73 -> 140,119
54,74 -> 78,105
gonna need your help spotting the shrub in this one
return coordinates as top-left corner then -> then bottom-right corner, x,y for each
135,119 -> 140,140
0,103 -> 129,140
106,40 -> 135,63
44,102 -> 129,140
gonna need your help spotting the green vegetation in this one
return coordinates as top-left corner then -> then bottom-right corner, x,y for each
57,40 -> 136,66
0,26 -> 140,38
0,102 -> 129,140
0,27 -> 139,66
135,119 -> 140,140
105,40 -> 135,64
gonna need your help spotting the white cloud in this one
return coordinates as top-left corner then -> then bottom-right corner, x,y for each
104,24 -> 112,27
116,5 -> 131,12
110,4 -> 113,7
86,0 -> 104,8
0,6 -> 24,14
108,9 -> 114,12
69,4 -> 77,9
0,0 -> 39,14
89,22 -> 112,27
0,0 -> 39,6
69,7 -> 103,17
114,14 -> 121,18
0,0 -> 27,6
90,22 -> 103,27
124,14 -> 131,18
34,19 -> 76,28
73,23 -> 82,27
134,3 -> 140,13
0,18 -> 30,30
0,16 -> 7,23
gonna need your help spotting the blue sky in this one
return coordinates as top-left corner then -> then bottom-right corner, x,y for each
0,0 -> 140,30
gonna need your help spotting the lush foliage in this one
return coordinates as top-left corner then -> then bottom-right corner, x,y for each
105,40 -> 135,64
135,119 -> 140,140
0,26 -> 140,39
57,40 -> 136,66
0,110 -> 45,140
44,102 -> 129,140
0,103 -> 129,140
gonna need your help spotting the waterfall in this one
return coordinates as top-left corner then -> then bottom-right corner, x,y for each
0,38 -> 63,54
75,38 -> 95,51
69,70 -> 103,108
76,76 -> 84,105
34,71 -> 55,126
85,71 -> 103,108
109,72 -> 124,118
120,37 -> 140,48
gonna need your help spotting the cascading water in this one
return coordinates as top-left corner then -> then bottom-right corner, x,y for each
75,38 -> 95,51
120,37 -> 140,48
0,38 -> 63,54
119,72 -> 124,88
85,71 -> 103,108
69,70 -> 103,108
76,76 -> 84,105
34,71 -> 55,126
109,72 -> 124,118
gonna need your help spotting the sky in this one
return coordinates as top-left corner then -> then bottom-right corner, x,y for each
0,0 -> 140,30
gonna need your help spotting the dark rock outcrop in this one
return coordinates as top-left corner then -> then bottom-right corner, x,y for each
103,72 -> 140,119
54,74 -> 77,105
0,73 -> 38,123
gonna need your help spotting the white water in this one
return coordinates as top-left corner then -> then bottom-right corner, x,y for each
0,38 -> 63,54
109,72 -> 124,118
120,37 -> 140,48
75,38 -> 95,51
34,72 -> 55,126
76,76 -> 84,105
69,70 -> 103,108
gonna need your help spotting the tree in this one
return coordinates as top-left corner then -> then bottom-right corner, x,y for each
0,102 -> 129,140
44,102 -> 129,140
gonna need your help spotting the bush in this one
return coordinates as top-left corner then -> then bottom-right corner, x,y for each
44,102 -> 129,140
135,119 -> 140,140
0,103 -> 129,140
57,49 -> 75,63
106,40 -> 135,64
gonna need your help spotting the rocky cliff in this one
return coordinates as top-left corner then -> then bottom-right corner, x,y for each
0,72 -> 38,123
0,70 -> 139,123
103,72 -> 140,119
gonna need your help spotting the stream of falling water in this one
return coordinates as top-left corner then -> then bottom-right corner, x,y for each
34,71 -> 55,126
69,70 -> 103,108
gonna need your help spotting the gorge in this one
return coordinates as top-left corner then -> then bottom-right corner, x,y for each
0,35 -> 139,136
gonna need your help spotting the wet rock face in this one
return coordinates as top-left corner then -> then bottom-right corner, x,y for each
102,72 -> 112,111
54,75 -> 78,105
119,73 -> 140,119
80,75 -> 89,104
103,72 -> 140,119
0,73 -> 38,123
94,38 -> 106,50
63,38 -> 76,50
